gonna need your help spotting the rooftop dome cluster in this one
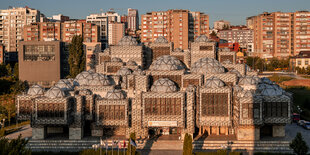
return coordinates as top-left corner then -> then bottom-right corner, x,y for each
205,77 -> 225,88
105,88 -> 126,100
191,58 -> 225,74
116,67 -> 132,76
118,36 -> 138,46
44,86 -> 66,98
150,55 -> 185,71
75,71 -> 111,86
151,78 -> 178,93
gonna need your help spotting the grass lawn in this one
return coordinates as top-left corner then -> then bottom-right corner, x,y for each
268,74 -> 294,84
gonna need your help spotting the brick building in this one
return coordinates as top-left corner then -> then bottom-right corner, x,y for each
23,20 -> 99,43
247,11 -> 310,59
141,9 -> 209,50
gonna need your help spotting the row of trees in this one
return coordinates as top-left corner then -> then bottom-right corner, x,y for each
245,56 -> 290,72
296,66 -> 310,75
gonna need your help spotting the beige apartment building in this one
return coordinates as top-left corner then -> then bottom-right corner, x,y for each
141,10 -> 209,50
247,11 -> 310,59
0,7 -> 41,61
108,22 -> 125,45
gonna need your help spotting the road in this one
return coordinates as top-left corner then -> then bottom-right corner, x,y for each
285,123 -> 310,147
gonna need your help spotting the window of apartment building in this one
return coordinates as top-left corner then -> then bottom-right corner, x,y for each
298,60 -> 301,65
305,60 -> 309,65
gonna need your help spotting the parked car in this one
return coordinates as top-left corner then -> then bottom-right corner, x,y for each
292,113 -> 300,122
298,120 -> 306,126
303,122 -> 310,130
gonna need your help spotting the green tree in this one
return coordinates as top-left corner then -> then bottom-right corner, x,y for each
5,64 -> 12,76
0,135 -> 30,155
210,30 -> 217,37
0,64 -> 8,77
127,132 -> 137,155
10,80 -> 29,95
290,132 -> 309,155
68,35 -> 85,78
13,63 -> 19,80
183,133 -> 193,155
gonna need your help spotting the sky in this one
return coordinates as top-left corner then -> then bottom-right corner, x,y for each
1,0 -> 310,27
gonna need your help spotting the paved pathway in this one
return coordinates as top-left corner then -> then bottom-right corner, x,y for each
5,124 -> 32,140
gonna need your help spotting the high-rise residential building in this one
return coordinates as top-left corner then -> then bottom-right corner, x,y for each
108,22 -> 125,45
0,7 -> 41,61
141,9 -> 209,50
127,8 -> 139,32
23,20 -> 99,43
86,12 -> 121,45
247,11 -> 310,59
214,20 -> 230,30
218,26 -> 254,52
0,44 -> 4,64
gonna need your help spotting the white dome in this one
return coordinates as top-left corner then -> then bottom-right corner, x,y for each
44,86 -> 66,98
205,77 -> 225,88
105,89 -> 126,99
55,79 -> 74,91
195,35 -> 210,43
111,57 -> 123,62
75,71 -> 92,85
118,36 -> 138,46
133,68 -> 146,75
116,67 -> 132,76
229,69 -> 242,78
238,76 -> 259,86
75,71 -> 111,86
237,90 -> 256,98
154,36 -> 168,43
27,84 -> 44,96
150,55 -> 184,71
126,60 -> 137,66
191,58 -> 225,74
151,78 -> 178,93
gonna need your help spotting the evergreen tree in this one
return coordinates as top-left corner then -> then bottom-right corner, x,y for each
183,133 -> 193,155
68,35 -> 85,78
5,64 -> 12,76
127,132 -> 137,155
13,63 -> 19,80
290,132 -> 309,155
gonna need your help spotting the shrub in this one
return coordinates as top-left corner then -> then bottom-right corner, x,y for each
290,132 -> 309,155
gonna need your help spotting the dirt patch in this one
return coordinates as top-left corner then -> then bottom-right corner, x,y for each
282,79 -> 310,87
